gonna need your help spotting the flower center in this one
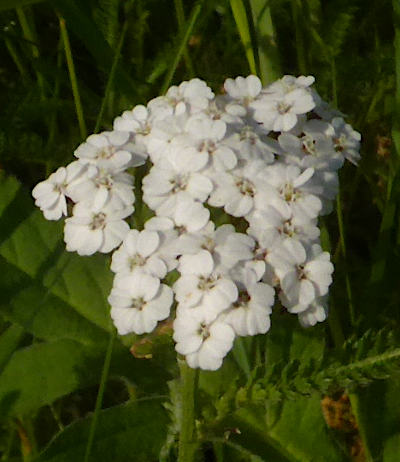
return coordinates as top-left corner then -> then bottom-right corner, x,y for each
277,101 -> 292,115
198,140 -> 216,154
129,253 -> 146,270
96,172 -> 113,190
297,264 -> 308,280
198,275 -> 217,291
90,212 -> 106,230
98,145 -> 115,159
201,236 -> 216,253
170,174 -> 189,192
302,135 -> 316,155
197,322 -> 210,340
239,126 -> 257,145
131,297 -> 145,310
233,291 -> 251,308
235,177 -> 255,197
333,135 -> 346,152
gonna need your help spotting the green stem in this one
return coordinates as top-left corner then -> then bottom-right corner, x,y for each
94,20 -> 129,133
230,0 -> 257,75
291,0 -> 307,74
59,15 -> 87,140
174,0 -> 195,77
249,0 -> 281,84
177,359 -> 198,462
4,36 -> 29,84
336,190 -> 355,326
16,7 -> 45,97
392,0 -> 400,162
46,30 -> 64,174
83,329 -> 116,462
160,1 -> 203,94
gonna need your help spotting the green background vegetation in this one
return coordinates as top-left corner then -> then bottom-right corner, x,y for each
0,0 -> 399,461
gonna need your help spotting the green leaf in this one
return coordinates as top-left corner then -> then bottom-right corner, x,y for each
0,174 -> 113,333
0,323 -> 24,372
0,339 -> 101,417
229,0 -> 257,75
355,378 -> 400,461
36,400 -> 169,462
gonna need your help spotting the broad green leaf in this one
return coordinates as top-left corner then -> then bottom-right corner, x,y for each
266,395 -> 343,462
36,400 -> 169,462
0,174 -> 112,333
356,378 -> 400,461
0,323 -> 24,371
0,339 -> 101,417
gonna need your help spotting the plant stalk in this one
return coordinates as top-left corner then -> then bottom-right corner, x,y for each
177,359 -> 198,462
59,15 -> 87,140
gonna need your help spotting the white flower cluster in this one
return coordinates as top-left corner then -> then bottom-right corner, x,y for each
32,75 -> 361,370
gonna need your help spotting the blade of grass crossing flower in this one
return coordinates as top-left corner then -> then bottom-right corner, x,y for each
59,15 -> 87,140
160,0 -> 203,95
83,328 -> 116,462
249,0 -> 281,84
94,20 -> 129,133
230,0 -> 257,75
174,0 -> 195,78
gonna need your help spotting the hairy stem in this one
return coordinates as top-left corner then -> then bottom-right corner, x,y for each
177,359 -> 198,462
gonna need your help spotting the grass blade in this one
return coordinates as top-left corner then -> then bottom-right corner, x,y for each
59,15 -> 87,140
249,0 -> 281,84
83,329 -> 116,462
94,20 -> 129,133
160,0 -> 203,95
230,0 -> 257,75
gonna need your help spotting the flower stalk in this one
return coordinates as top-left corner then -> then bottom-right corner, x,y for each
178,359 -> 198,462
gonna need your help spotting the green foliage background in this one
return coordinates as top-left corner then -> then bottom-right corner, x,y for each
0,0 -> 399,461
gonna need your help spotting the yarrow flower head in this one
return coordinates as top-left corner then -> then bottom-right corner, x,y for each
32,74 -> 361,370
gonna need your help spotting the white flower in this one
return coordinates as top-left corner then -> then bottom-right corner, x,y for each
172,196 -> 210,233
144,216 -> 180,271
224,123 -> 279,162
64,202 -> 132,255
224,75 -> 262,116
142,154 -> 212,215
222,282 -> 274,336
173,308 -> 235,370
176,224 -> 254,272
252,88 -> 315,132
74,131 -> 146,170
278,120 -> 343,171
256,163 -> 323,220
174,250 -> 238,322
269,240 -> 334,313
109,273 -> 173,335
208,159 -> 272,217
331,117 -> 361,165
181,115 -> 237,171
66,165 -> 134,211
32,162 -> 87,220
111,229 -> 167,278
298,296 -> 328,327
